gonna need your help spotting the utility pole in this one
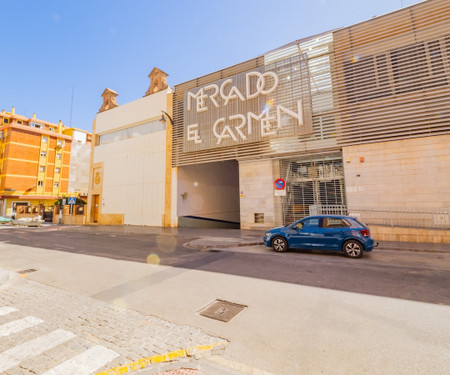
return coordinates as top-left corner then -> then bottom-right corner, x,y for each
69,87 -> 74,127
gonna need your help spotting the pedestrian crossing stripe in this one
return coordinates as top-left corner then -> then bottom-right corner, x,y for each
42,345 -> 120,375
0,316 -> 44,337
0,329 -> 76,372
0,305 -> 228,375
0,306 -> 17,316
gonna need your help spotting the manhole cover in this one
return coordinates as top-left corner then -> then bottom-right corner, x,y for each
198,299 -> 247,323
17,269 -> 38,274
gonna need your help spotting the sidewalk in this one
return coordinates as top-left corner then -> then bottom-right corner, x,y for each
0,267 -> 248,375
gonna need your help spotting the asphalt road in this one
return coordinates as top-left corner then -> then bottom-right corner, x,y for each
1,225 -> 449,306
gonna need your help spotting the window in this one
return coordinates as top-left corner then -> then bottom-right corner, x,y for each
49,127 -> 54,131
40,151 -> 47,157
3,118 -> 9,124
42,136 -> 48,143
37,181 -> 44,187
53,182 -> 59,188
17,121 -> 22,125
344,36 -> 449,102
57,140 -> 64,147
344,53 -> 391,102
39,166 -> 45,172
55,167 -> 61,173
322,217 -> 350,228
56,153 -> 62,159
98,119 -> 165,145
301,218 -> 320,227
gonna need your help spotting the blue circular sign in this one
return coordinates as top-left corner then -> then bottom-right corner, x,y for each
274,178 -> 286,190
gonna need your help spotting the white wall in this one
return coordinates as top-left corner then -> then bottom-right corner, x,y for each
93,90 -> 169,226
94,131 -> 166,226
95,90 -> 168,134
69,141 -> 91,194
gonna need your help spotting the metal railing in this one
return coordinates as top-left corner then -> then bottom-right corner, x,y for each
309,205 -> 348,216
310,205 -> 450,229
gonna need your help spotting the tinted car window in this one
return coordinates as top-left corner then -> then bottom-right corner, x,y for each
302,218 -> 320,227
322,217 -> 350,228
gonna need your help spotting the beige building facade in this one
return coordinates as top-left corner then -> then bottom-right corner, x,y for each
87,69 -> 175,226
172,0 -> 450,242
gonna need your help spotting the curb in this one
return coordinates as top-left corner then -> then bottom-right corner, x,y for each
184,240 -> 263,252
186,240 -> 450,255
375,246 -> 450,254
96,342 -> 228,375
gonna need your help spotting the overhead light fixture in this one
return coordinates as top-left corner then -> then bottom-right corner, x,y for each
159,111 -> 174,126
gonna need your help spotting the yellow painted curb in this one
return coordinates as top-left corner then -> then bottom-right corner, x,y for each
96,342 -> 226,375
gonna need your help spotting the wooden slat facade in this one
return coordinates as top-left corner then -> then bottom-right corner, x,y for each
173,0 -> 450,167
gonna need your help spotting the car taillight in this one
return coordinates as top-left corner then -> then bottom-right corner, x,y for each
360,229 -> 370,237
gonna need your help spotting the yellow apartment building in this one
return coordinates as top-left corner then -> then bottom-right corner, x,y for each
0,107 -> 72,217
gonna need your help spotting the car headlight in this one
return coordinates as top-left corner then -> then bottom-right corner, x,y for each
265,232 -> 271,237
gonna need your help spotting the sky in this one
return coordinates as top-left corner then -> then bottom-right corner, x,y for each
1,0 -> 423,132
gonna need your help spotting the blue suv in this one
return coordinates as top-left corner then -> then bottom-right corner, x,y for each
264,215 -> 377,258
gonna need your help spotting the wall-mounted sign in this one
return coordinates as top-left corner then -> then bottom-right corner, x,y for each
274,189 -> 287,196
274,178 -> 286,190
183,54 -> 312,152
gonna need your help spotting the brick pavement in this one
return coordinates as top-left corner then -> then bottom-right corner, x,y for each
0,274 -> 228,374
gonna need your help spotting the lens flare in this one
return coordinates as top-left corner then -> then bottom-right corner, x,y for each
156,235 -> 177,253
112,298 -> 127,311
260,98 -> 275,117
352,55 -> 361,63
146,253 -> 160,265
292,66 -> 300,72
193,181 -> 199,187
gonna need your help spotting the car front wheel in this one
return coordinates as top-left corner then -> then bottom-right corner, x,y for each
272,236 -> 288,252
343,239 -> 364,258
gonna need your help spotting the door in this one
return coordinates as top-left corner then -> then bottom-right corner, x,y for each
288,217 -> 322,249
319,217 -> 349,250
93,195 -> 99,223
281,153 -> 346,225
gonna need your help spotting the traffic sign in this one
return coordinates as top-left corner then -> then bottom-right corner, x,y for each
68,197 -> 76,205
274,178 -> 286,190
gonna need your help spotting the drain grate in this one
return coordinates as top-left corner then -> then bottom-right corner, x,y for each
17,269 -> 38,274
198,299 -> 247,323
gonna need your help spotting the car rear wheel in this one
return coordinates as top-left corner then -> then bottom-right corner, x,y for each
272,236 -> 288,252
343,239 -> 364,258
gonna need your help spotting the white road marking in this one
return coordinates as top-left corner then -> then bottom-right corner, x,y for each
0,307 -> 17,316
42,345 -> 120,375
0,329 -> 76,372
0,316 -> 44,337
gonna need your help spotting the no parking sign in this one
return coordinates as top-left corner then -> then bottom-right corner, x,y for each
274,178 -> 286,190
274,178 -> 286,196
